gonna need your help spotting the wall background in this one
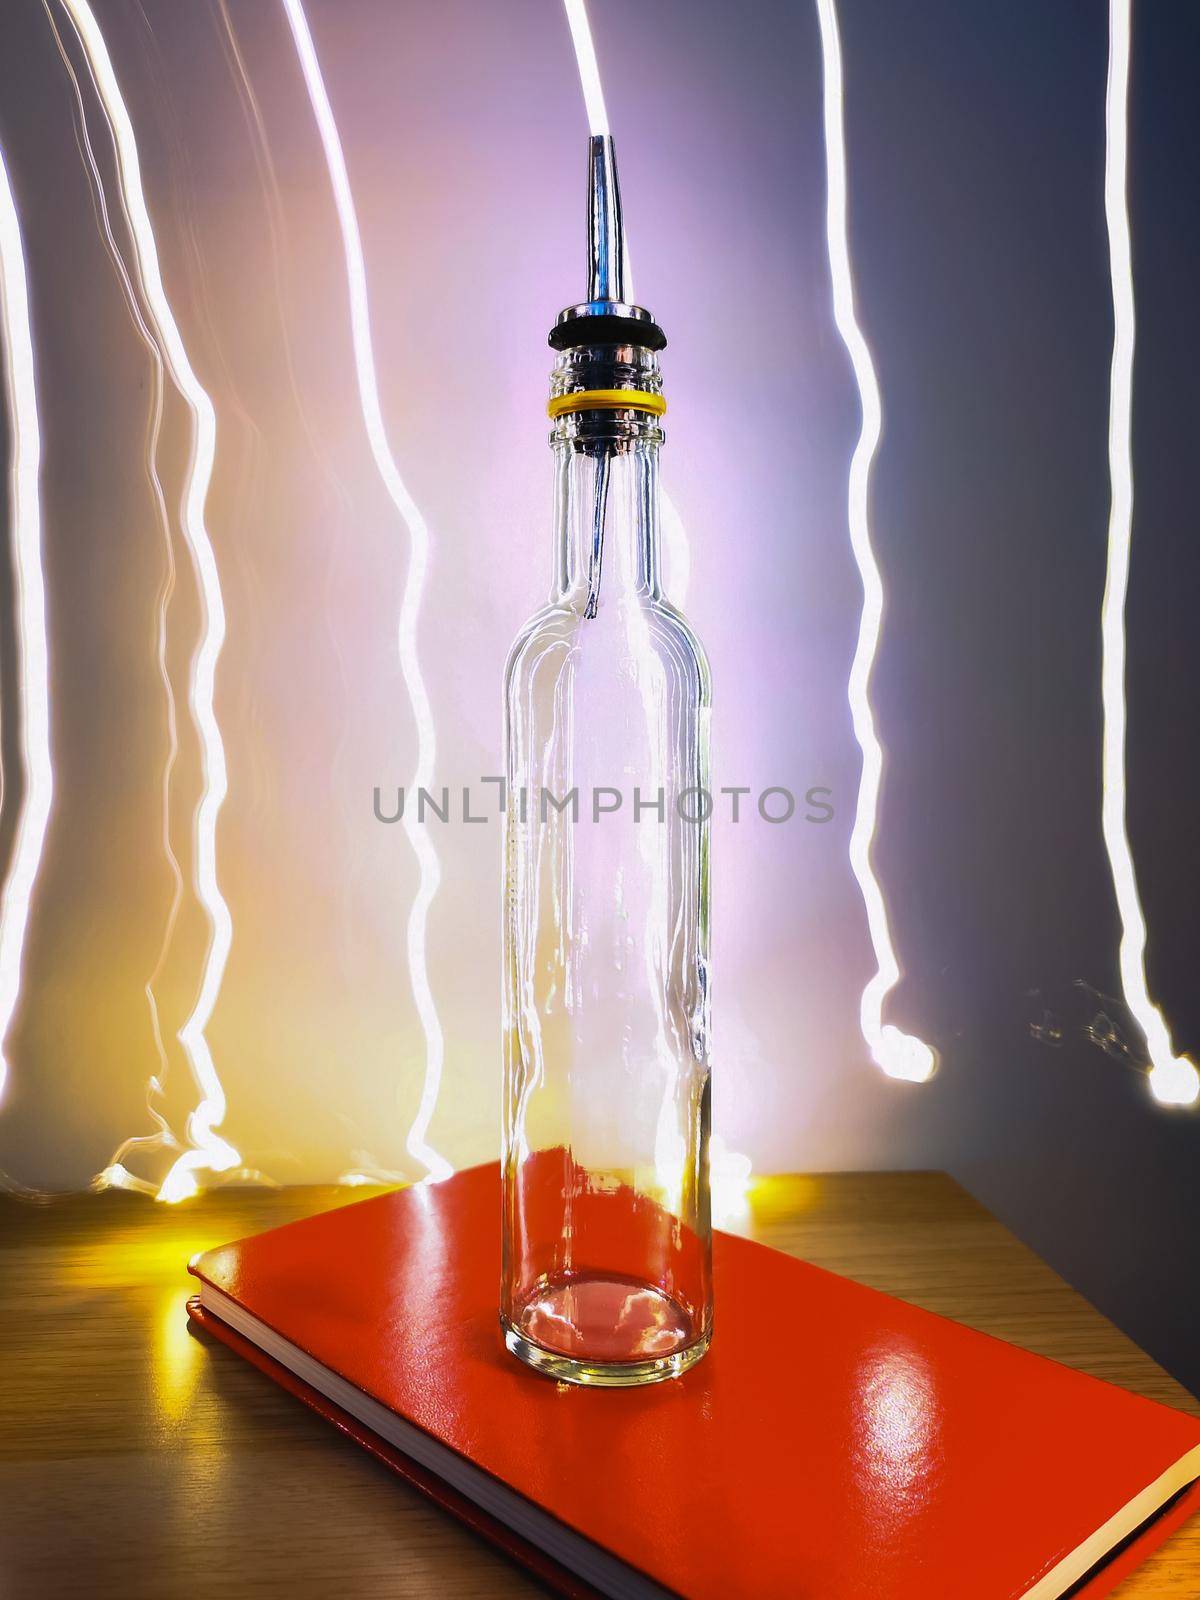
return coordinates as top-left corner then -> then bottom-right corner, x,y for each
0,1 -> 1197,1391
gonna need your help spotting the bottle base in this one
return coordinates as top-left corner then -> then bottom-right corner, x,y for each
501,1314 -> 711,1388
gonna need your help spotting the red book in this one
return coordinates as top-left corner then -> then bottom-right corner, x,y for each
187,1162 -> 1199,1599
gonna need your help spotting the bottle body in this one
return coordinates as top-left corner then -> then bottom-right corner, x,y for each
501,368 -> 712,1386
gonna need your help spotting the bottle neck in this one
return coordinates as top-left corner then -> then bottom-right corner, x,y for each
551,434 -> 662,612
548,342 -> 665,616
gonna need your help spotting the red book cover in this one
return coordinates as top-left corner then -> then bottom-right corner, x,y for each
187,1163 -> 1200,1599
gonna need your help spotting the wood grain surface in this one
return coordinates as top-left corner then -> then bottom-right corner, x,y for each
1,1173 -> 1195,1598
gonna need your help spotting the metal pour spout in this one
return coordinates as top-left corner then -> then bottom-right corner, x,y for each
549,136 -> 665,352
587,134 -> 627,307
547,136 -> 667,622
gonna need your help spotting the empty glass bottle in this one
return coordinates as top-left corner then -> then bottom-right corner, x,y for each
500,143 -> 712,1385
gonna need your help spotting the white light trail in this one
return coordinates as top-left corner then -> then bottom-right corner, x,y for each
1100,0 -> 1197,1107
43,0 -> 186,1192
816,0 -> 934,1084
281,0 -> 452,1182
563,0 -> 610,136
59,0 -> 242,1197
0,145 -> 53,1106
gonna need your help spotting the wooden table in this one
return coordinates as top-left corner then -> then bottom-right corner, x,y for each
1,1173 -> 1196,1598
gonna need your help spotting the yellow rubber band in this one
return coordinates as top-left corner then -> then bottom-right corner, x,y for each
547,388 -> 667,420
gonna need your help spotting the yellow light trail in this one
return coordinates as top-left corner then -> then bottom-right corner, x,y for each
281,0 -> 452,1183
1100,0 -> 1197,1107
55,0 -> 242,1198
0,145 -> 53,1108
816,0 -> 935,1084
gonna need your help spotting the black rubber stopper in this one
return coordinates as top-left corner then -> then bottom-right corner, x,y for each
548,313 -> 667,352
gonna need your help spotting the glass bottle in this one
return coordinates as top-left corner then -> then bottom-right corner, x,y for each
500,137 -> 712,1387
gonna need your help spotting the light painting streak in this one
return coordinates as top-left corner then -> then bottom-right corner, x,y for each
57,0 -> 242,1197
42,1 -> 186,1192
281,0 -> 452,1182
0,145 -> 53,1107
1100,0 -> 1198,1107
816,0 -> 935,1084
563,0 -> 610,137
